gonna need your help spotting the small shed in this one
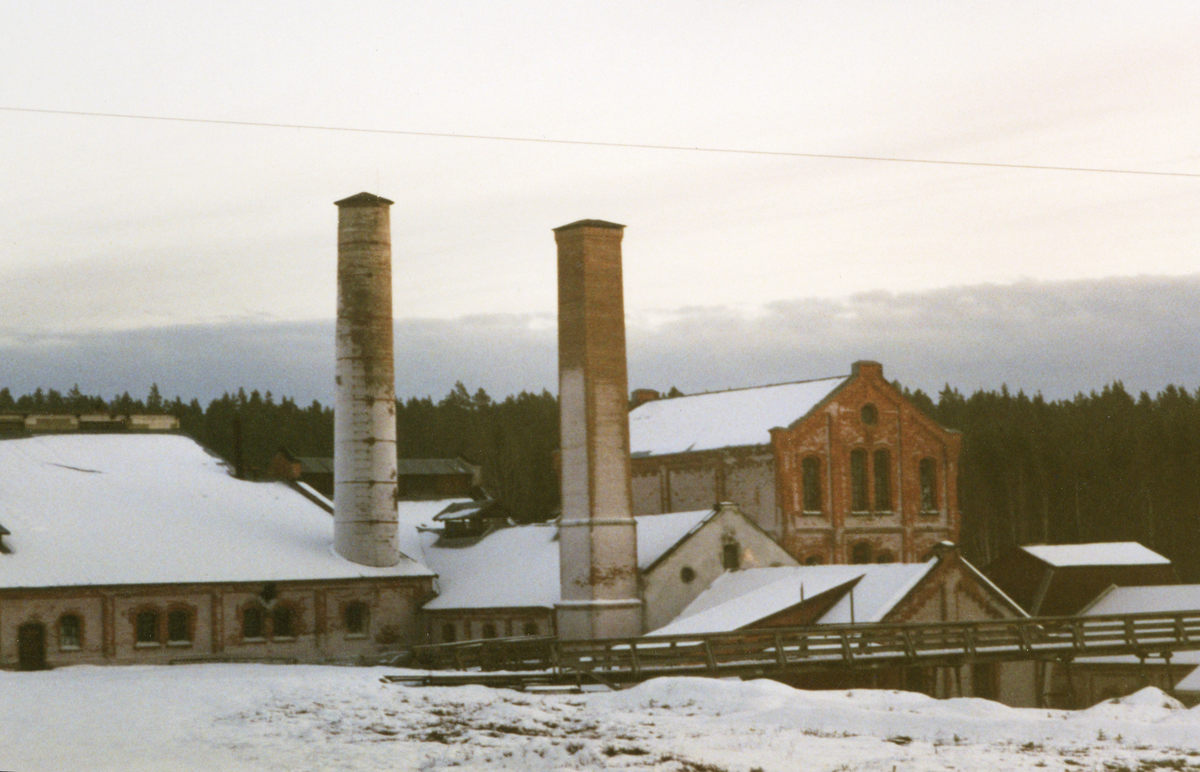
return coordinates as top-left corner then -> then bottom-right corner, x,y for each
982,542 -> 1178,617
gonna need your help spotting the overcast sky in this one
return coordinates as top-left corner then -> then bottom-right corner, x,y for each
2,2 -> 1198,404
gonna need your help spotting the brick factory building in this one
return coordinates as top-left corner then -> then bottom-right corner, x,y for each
628,361 -> 962,566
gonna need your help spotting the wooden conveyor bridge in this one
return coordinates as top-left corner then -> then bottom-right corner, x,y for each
382,611 -> 1200,692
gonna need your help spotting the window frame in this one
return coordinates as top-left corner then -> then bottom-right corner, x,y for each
134,609 -> 161,647
919,457 -> 939,514
59,613 -> 83,651
873,448 -> 892,513
166,607 -> 193,646
722,541 -> 741,571
242,605 -> 266,641
801,456 -> 822,513
849,449 -> 869,513
344,601 -> 370,638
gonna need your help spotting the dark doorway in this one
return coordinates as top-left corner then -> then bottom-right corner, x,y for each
18,622 -> 47,671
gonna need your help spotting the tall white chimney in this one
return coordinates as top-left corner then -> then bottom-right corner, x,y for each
553,219 -> 643,640
333,192 -> 399,567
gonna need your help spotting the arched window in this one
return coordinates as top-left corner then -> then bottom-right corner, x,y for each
243,606 -> 265,639
803,554 -> 824,566
135,610 -> 160,644
522,621 -> 540,636
850,450 -> 868,512
481,622 -> 497,639
801,457 -> 822,512
59,614 -> 82,650
851,541 -> 872,565
441,623 -> 457,643
272,606 -> 295,639
344,602 -> 369,637
167,609 -> 192,644
920,458 -> 938,512
873,449 -> 891,512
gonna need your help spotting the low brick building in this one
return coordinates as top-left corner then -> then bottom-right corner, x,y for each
0,427 -> 433,670
629,361 -> 962,565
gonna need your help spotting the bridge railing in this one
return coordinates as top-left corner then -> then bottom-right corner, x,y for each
408,611 -> 1200,679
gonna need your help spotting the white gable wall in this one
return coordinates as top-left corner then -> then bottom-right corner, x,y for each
640,505 -> 797,633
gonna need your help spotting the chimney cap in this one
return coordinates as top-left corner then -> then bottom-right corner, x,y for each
553,219 -> 625,232
334,192 -> 394,207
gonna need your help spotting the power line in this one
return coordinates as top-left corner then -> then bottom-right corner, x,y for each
4,105 -> 1199,179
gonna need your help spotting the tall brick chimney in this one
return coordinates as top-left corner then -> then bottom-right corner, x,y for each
553,219 -> 643,640
333,192 -> 400,567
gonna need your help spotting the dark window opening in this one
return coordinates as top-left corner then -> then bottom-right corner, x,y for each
804,554 -> 824,566
136,610 -> 159,644
243,606 -> 265,639
851,542 -> 872,565
850,449 -> 868,512
680,565 -> 696,583
873,449 -> 891,512
722,542 -> 741,570
920,458 -> 938,512
167,609 -> 191,643
861,404 -> 878,425
522,621 -> 539,636
875,551 -> 896,564
18,622 -> 46,671
273,606 -> 295,639
345,602 -> 369,636
60,614 -> 82,649
801,457 -> 822,512
441,623 -> 457,643
481,623 -> 497,639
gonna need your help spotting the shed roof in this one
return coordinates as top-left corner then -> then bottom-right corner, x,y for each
646,562 -> 936,636
1022,543 -> 1171,567
0,434 -> 432,588
629,376 -> 848,457
1080,584 -> 1200,616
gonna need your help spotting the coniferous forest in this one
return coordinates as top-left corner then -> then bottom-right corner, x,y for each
3,379 -> 1199,581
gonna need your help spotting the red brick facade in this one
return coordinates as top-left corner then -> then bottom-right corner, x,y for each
630,361 -> 961,565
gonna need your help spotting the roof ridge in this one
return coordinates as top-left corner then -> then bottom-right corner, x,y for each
660,374 -> 850,400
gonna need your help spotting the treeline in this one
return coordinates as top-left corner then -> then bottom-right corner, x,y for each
0,382 -> 560,524
4,380 -> 1200,579
906,382 -> 1200,582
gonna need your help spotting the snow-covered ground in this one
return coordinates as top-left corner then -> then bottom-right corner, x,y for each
4,665 -> 1200,771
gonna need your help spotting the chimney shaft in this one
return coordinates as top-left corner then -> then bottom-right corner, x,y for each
333,192 -> 400,567
553,219 -> 642,640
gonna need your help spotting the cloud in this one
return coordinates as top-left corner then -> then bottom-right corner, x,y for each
2,275 -> 1199,406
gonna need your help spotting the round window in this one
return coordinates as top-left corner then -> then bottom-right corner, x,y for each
861,404 -> 878,425
680,566 -> 696,584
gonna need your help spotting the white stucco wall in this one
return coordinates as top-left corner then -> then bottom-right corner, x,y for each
641,506 -> 797,633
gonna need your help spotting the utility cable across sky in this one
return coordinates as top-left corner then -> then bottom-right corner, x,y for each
3,105 -> 1198,179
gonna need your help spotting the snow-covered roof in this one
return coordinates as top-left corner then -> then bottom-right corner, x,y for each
0,434 -> 433,588
419,523 -> 561,611
636,509 -> 714,570
1022,543 -> 1171,568
419,508 -> 724,611
1176,665 -> 1200,693
629,376 -> 847,457
1080,585 -> 1200,616
647,562 -> 935,636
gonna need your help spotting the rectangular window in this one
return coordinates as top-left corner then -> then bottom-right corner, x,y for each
344,603 -> 369,637
243,607 -> 265,639
873,449 -> 891,512
920,458 -> 938,512
167,609 -> 191,644
801,457 -> 822,512
60,615 -> 82,650
850,450 -> 868,512
135,610 -> 159,645
273,606 -> 295,639
722,542 -> 741,570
